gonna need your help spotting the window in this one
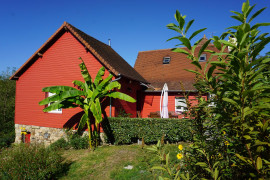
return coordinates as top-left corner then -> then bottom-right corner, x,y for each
199,54 -> 207,62
47,92 -> 62,114
163,57 -> 171,64
175,97 -> 187,114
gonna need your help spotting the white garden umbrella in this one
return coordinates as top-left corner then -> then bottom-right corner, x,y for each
160,83 -> 169,118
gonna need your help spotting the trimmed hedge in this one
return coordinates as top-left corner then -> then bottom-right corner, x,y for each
102,117 -> 192,145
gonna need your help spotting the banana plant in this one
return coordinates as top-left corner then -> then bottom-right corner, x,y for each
39,57 -> 136,149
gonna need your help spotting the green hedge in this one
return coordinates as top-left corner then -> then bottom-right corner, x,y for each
102,117 -> 192,145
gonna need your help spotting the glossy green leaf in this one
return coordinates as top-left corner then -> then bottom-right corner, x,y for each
184,69 -> 202,76
79,58 -> 92,84
42,86 -> 78,93
256,157 -> 262,170
77,113 -> 87,134
179,37 -> 191,50
198,39 -> 211,58
191,61 -> 202,70
94,67 -> 105,87
106,92 -> 136,102
185,19 -> 194,34
248,7 -> 266,23
172,48 -> 190,55
189,28 -> 207,40
73,80 -> 86,90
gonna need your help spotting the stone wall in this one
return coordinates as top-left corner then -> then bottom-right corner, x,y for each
15,124 -> 68,146
15,124 -> 106,146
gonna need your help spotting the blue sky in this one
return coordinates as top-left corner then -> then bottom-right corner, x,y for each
1,0 -> 270,73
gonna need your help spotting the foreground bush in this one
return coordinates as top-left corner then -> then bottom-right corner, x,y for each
103,117 -> 192,144
50,134 -> 89,150
0,144 -> 65,179
153,0 -> 270,179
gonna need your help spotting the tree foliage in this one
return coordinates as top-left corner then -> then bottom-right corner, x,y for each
0,67 -> 16,148
162,0 -> 270,179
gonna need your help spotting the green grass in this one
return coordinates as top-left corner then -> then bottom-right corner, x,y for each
59,143 -> 188,180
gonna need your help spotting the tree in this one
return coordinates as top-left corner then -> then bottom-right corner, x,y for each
0,67 -> 16,147
39,58 -> 136,149
166,0 -> 270,178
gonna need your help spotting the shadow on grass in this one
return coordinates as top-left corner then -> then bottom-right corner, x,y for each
55,160 -> 73,179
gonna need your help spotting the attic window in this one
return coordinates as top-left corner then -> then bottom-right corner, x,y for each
163,57 -> 171,64
199,54 -> 207,62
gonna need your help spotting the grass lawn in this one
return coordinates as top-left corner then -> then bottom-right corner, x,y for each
59,143 -> 185,180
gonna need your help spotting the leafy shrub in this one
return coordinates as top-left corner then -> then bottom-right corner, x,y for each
103,117 -> 192,145
0,144 -> 65,179
157,0 -> 270,179
69,134 -> 89,149
50,138 -> 69,150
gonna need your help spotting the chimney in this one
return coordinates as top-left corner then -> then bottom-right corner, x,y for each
108,39 -> 111,47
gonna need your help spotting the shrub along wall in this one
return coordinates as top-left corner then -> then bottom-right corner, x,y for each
102,117 -> 192,145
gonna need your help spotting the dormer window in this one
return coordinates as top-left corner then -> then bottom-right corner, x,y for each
163,57 -> 171,64
199,54 -> 207,62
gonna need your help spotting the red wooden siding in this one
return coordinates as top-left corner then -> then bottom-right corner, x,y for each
15,31 -> 137,128
140,92 -> 207,118
114,77 -> 141,118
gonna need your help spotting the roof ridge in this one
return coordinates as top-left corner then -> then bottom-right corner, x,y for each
65,22 -> 111,49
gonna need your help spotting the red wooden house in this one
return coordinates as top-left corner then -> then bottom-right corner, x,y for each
11,21 -> 219,144
10,22 -> 147,144
134,38 -> 219,118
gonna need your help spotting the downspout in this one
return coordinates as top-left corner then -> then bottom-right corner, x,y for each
110,74 -> 121,117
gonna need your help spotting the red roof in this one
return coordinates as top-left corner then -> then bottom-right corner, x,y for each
134,40 -> 221,91
10,22 -> 147,83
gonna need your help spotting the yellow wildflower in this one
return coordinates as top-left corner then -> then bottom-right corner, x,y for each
178,144 -> 183,151
223,131 -> 226,135
231,163 -> 236,167
177,153 -> 183,159
224,141 -> 229,146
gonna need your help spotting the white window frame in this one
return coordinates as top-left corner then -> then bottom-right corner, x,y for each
163,57 -> 171,64
47,92 -> 62,114
199,54 -> 207,62
175,97 -> 187,114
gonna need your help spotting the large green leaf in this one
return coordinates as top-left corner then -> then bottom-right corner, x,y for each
77,113 -> 88,134
79,58 -> 93,86
222,98 -> 239,108
184,69 -> 202,76
90,99 -> 103,125
251,23 -> 270,30
198,39 -> 211,58
94,67 -> 106,87
171,48 -> 190,55
179,37 -> 191,50
92,74 -> 114,100
42,100 -> 78,112
218,40 -> 237,49
73,80 -> 86,90
189,28 -> 207,40
106,92 -> 136,102
104,81 -> 121,92
248,7 -> 266,23
191,61 -> 202,70
39,90 -> 86,105
42,86 -> 78,93
185,19 -> 194,34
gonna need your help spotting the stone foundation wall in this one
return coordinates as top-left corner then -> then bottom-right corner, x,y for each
15,124 -> 68,146
15,124 -> 106,146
